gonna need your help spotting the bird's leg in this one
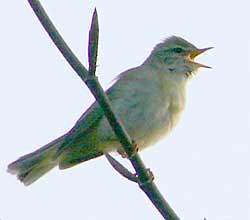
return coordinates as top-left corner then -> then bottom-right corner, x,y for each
117,140 -> 139,158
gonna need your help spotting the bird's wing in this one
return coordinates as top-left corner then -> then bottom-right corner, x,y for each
57,66 -> 166,155
60,75 -> 139,147
55,102 -> 104,156
59,67 -> 141,147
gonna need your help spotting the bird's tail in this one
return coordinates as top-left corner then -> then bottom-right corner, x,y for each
7,135 -> 66,186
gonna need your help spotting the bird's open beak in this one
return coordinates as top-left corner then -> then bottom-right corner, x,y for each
189,47 -> 213,68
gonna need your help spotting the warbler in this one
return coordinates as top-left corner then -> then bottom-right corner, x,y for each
8,36 -> 212,185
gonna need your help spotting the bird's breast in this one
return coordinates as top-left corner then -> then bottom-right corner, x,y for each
137,80 -> 186,150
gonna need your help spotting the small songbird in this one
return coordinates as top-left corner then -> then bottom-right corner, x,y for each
8,36 -> 212,185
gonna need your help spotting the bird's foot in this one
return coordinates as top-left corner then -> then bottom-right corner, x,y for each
137,168 -> 155,187
117,140 -> 139,158
146,168 -> 154,182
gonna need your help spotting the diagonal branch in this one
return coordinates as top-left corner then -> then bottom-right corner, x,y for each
27,1 -> 180,219
27,0 -> 88,82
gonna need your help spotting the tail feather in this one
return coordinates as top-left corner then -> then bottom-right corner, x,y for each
7,135 -> 66,186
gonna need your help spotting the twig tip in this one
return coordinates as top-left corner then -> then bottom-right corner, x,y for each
93,8 -> 98,19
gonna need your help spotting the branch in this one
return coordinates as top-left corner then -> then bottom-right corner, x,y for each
27,1 -> 180,219
105,154 -> 138,183
88,8 -> 99,76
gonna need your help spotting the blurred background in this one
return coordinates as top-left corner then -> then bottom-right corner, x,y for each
1,1 -> 249,219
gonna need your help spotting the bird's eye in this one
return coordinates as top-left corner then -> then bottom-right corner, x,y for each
172,47 -> 183,53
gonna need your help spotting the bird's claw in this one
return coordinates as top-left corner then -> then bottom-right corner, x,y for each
136,168 -> 155,187
117,140 -> 139,158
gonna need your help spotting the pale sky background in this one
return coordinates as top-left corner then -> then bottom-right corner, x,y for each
1,1 -> 250,220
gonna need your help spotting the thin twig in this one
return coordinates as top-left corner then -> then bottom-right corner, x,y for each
105,154 -> 138,183
26,1 -> 180,219
88,8 -> 99,76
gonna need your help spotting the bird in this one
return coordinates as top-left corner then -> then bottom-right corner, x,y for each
7,36 -> 212,186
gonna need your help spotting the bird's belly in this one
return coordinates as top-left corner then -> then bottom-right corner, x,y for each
136,109 -> 183,150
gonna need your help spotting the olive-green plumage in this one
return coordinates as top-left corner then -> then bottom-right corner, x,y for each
7,36 -> 212,185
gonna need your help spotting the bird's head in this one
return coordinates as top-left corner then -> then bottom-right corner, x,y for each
145,36 -> 212,79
